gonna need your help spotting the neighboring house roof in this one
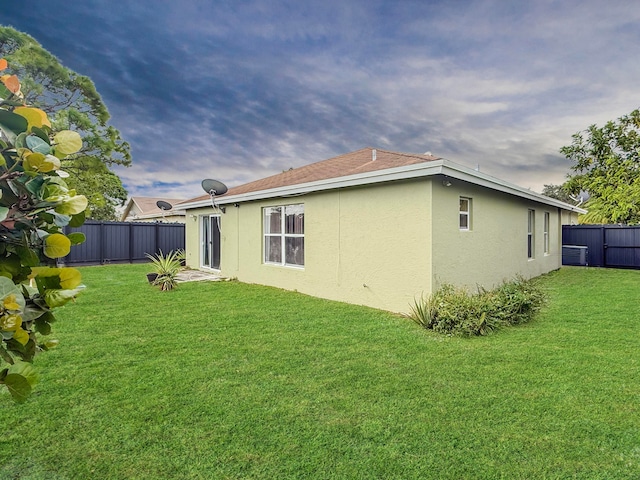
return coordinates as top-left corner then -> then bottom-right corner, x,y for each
121,196 -> 187,221
180,147 -> 586,213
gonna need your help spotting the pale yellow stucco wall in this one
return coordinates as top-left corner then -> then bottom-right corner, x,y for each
430,179 -> 565,291
186,180 -> 433,312
185,177 -> 578,313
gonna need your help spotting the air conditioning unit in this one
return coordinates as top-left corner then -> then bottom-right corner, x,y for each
562,245 -> 588,266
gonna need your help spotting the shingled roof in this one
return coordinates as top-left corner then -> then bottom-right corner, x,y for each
120,196 -> 187,221
188,147 -> 439,203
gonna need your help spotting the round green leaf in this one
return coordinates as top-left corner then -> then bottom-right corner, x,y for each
14,106 -> 51,130
54,194 -> 88,215
34,317 -> 51,335
5,361 -> 39,403
53,130 -> 82,156
26,135 -> 51,155
30,126 -> 51,144
44,285 -> 84,308
5,372 -> 31,403
0,276 -> 25,311
66,232 -> 86,245
0,109 -> 28,135
69,211 -> 86,228
43,233 -> 71,259
57,267 -> 83,289
12,327 -> 29,345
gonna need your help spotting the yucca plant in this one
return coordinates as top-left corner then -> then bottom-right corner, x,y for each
145,249 -> 183,291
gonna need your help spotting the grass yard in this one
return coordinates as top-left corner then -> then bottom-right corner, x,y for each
1,264 -> 639,479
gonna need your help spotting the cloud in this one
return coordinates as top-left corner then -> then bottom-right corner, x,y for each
4,0 -> 640,200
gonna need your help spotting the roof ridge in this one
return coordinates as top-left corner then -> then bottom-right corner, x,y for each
183,147 -> 440,203
373,147 -> 440,161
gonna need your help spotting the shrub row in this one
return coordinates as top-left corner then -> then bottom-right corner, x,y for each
408,276 -> 546,336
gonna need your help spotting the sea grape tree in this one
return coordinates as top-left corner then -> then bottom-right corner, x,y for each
0,59 -> 87,402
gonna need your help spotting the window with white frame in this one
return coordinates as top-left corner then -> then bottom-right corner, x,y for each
528,209 -> 535,259
459,197 -> 471,230
543,212 -> 550,255
263,204 -> 304,267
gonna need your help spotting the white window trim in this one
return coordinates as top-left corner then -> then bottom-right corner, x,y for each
528,209 -> 535,260
263,204 -> 305,268
543,211 -> 550,255
459,197 -> 471,231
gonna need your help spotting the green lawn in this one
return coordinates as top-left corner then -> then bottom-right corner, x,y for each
1,264 -> 639,479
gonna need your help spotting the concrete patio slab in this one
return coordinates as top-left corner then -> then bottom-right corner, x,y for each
176,269 -> 225,283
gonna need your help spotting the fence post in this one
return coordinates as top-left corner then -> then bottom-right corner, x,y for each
129,222 -> 133,263
601,226 -> 606,267
155,221 -> 160,255
99,222 -> 105,265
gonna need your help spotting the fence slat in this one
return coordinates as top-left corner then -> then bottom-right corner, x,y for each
62,221 -> 185,266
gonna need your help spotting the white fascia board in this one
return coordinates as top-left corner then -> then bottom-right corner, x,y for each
439,160 -> 587,214
181,159 -> 587,214
130,210 -> 186,220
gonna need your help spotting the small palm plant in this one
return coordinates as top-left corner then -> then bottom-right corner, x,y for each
145,249 -> 184,291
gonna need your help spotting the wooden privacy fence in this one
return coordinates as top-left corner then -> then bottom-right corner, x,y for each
60,221 -> 185,266
562,224 -> 640,269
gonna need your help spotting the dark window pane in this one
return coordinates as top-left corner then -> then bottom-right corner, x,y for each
264,207 -> 282,234
460,214 -> 468,229
285,205 -> 304,234
285,237 -> 304,266
265,236 -> 282,263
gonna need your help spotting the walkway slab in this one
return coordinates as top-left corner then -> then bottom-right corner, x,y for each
175,270 -> 225,283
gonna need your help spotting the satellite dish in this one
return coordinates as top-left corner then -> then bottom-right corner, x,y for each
578,190 -> 591,202
201,179 -> 228,196
570,190 -> 591,206
156,200 -> 173,211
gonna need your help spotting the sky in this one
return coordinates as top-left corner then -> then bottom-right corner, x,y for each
2,0 -> 640,201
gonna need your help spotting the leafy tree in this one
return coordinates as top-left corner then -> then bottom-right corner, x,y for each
560,108 -> 640,224
0,59 -> 87,402
0,26 -> 130,220
541,184 -> 573,204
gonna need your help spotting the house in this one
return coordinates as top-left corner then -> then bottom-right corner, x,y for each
180,148 -> 585,313
120,197 -> 187,223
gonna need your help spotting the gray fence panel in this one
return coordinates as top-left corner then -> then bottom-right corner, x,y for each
131,223 -> 158,262
62,221 -> 185,266
102,222 -> 132,263
562,225 -> 604,266
604,226 -> 640,268
562,225 -> 640,269
158,223 -> 186,254
65,222 -> 103,265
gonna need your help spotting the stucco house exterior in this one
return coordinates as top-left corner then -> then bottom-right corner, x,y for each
120,197 -> 187,223
180,148 -> 585,313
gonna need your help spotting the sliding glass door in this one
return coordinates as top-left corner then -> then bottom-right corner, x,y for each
201,215 -> 221,270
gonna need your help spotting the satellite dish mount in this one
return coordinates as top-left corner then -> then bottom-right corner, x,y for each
156,200 -> 173,220
201,179 -> 228,214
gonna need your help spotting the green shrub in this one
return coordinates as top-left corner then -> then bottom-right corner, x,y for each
408,276 -> 546,336
146,249 -> 183,291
